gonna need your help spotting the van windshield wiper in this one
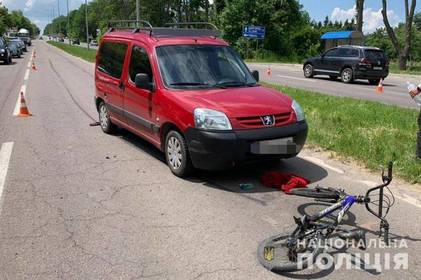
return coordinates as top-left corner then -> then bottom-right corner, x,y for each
213,81 -> 246,88
170,82 -> 209,86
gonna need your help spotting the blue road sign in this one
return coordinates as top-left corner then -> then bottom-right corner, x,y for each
243,26 -> 265,39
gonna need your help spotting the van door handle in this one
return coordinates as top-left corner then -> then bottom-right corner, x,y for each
119,81 -> 125,90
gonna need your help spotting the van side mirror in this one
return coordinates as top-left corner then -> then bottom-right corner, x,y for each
135,73 -> 152,91
252,70 -> 259,82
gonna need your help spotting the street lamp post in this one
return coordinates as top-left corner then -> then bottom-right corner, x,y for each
85,0 -> 89,50
136,0 -> 140,23
67,0 -> 70,44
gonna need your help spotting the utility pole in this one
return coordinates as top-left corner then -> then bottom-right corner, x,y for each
67,0 -> 70,44
85,0 -> 89,49
136,0 -> 140,23
57,0 -> 61,40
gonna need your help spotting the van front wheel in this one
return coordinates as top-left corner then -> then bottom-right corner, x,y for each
165,130 -> 193,177
98,101 -> 116,134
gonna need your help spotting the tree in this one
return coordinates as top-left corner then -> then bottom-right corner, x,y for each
381,0 -> 417,70
414,12 -> 421,30
355,0 -> 364,32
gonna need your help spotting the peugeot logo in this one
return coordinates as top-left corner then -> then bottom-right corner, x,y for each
261,115 -> 275,126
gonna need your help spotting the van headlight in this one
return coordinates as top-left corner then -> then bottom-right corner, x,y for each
292,100 -> 305,122
0,49 -> 4,53
194,108 -> 232,130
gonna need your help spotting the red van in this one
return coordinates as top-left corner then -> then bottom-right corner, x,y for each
95,22 -> 308,177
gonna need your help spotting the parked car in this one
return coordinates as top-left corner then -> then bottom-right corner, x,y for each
58,37 -> 64,42
0,37 -> 12,64
95,22 -> 308,177
303,45 -> 389,84
72,38 -> 80,45
9,38 -> 27,52
7,41 -> 22,58
90,40 -> 98,46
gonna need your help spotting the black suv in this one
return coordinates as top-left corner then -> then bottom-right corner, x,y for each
303,45 -> 389,84
0,37 -> 12,65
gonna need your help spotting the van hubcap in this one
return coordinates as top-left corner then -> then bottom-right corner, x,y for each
99,105 -> 108,129
167,137 -> 182,169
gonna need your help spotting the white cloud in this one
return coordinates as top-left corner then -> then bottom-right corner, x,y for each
331,5 -> 401,34
24,0 -> 34,11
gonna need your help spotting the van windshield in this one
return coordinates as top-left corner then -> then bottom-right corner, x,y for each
156,45 -> 256,89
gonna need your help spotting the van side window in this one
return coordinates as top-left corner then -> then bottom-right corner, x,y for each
129,46 -> 153,83
97,42 -> 128,79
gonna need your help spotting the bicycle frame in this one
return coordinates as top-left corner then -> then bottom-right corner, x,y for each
307,195 -> 358,224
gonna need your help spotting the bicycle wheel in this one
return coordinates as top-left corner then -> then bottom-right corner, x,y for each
289,187 -> 340,200
257,231 -> 324,272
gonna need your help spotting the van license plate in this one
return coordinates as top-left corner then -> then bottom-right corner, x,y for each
250,137 -> 297,154
373,67 -> 382,70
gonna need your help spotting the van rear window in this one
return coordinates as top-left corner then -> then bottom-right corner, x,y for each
97,42 -> 128,79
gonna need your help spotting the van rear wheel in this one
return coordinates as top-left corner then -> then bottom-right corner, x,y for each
165,130 -> 193,177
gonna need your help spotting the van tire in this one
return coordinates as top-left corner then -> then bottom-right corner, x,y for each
165,130 -> 193,177
98,101 -> 116,134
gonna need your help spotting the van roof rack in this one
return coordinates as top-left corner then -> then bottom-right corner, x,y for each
107,20 -> 220,38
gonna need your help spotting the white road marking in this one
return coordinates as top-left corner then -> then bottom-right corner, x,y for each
23,69 -> 30,81
13,85 -> 26,116
301,156 -> 345,174
0,142 -> 14,213
277,74 -> 316,83
27,61 -> 31,68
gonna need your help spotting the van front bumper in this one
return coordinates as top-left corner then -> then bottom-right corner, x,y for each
185,121 -> 308,170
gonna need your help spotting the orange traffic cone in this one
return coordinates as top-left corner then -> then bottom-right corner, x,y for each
376,78 -> 384,94
32,61 -> 37,71
18,92 -> 32,117
267,66 -> 272,76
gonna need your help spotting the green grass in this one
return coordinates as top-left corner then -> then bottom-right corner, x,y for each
389,61 -> 421,76
47,41 -> 97,62
263,82 -> 421,184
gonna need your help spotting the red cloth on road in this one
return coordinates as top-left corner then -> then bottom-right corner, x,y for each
261,171 -> 310,193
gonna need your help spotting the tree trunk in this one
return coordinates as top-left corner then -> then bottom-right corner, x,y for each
381,0 -> 416,70
355,0 -> 364,32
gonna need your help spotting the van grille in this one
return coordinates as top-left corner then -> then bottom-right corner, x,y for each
236,112 -> 292,129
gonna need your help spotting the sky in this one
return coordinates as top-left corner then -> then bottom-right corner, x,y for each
1,0 -> 420,34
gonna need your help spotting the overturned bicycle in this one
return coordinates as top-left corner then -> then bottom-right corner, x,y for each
257,162 -> 397,272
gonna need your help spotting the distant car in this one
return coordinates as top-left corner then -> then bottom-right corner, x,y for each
90,40 -> 98,46
7,41 -> 22,58
72,38 -> 80,45
303,45 -> 389,84
17,28 -> 32,46
0,37 -> 12,64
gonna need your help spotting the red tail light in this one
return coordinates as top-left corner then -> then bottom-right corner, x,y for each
359,58 -> 372,66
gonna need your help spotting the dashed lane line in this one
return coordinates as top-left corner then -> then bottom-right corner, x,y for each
13,49 -> 35,116
0,142 -> 14,214
301,155 -> 345,174
276,74 -> 316,83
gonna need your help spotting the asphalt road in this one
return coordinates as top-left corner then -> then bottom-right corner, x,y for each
0,41 -> 421,279
248,63 -> 420,109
